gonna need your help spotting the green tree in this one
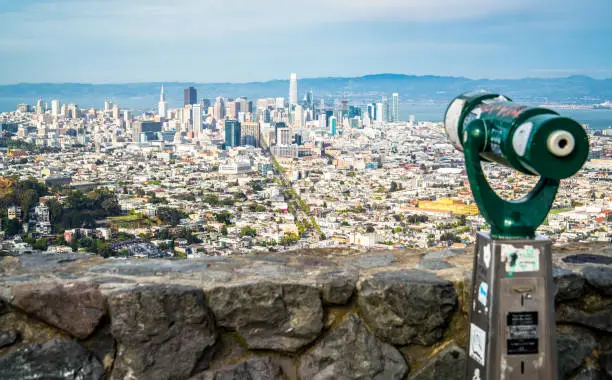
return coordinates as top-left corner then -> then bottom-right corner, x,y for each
390,181 -> 399,192
280,233 -> 299,246
33,238 -> 48,251
240,226 -> 257,237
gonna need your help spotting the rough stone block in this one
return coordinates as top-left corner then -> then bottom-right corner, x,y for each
207,281 -> 323,352
358,269 -> 457,345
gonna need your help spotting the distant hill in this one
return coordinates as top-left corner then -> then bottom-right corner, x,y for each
1,74 -> 611,113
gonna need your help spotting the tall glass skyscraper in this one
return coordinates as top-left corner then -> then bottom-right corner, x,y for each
224,120 -> 241,148
392,93 -> 399,122
289,73 -> 298,107
184,87 -> 197,106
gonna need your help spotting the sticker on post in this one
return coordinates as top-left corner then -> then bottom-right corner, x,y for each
501,245 -> 540,274
469,323 -> 486,366
472,368 -> 481,380
482,244 -> 491,269
478,282 -> 488,307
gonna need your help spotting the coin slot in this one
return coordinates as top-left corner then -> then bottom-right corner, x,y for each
521,361 -> 525,374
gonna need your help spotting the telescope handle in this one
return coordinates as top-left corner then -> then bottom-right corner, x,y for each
463,119 -> 560,239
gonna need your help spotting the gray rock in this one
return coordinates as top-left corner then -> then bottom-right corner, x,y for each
0,331 -> 17,348
601,337 -> 612,379
573,368 -> 601,380
557,304 -> 612,332
347,253 -> 396,269
235,262 -> 300,277
0,338 -> 103,380
89,259 -> 209,276
298,314 -> 408,380
583,266 -> 612,296
12,281 -> 106,339
418,259 -> 455,271
315,267 -> 358,305
18,253 -> 94,271
108,284 -> 217,380
357,270 -> 457,345
553,267 -> 585,302
556,325 -> 597,379
189,356 -> 284,380
422,249 -> 464,261
81,326 -> 116,374
207,282 -> 322,352
407,342 -> 466,380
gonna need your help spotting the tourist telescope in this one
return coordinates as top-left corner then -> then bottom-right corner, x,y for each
444,91 -> 589,380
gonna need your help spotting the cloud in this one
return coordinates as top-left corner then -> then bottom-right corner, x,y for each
0,0 -> 535,47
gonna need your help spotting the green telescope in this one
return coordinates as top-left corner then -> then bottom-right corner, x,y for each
444,91 -> 589,238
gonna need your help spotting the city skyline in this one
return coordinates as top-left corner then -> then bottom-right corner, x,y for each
0,0 -> 611,84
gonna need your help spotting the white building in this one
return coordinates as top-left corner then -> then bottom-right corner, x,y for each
392,93 -> 399,122
289,73 -> 298,107
159,85 -> 168,118
51,100 -> 61,117
192,104 -> 202,137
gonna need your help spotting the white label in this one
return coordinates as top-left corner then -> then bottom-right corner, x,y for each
444,98 -> 466,149
501,245 -> 540,273
469,323 -> 487,366
482,244 -> 491,269
512,122 -> 533,156
472,369 -> 481,380
478,282 -> 488,307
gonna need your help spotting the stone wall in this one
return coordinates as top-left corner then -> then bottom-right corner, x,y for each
0,243 -> 610,380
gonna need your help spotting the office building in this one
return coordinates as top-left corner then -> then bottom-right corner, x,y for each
112,104 -> 120,121
51,100 -> 60,117
214,97 -> 226,120
124,110 -> 132,122
35,99 -> 43,114
159,85 -> 168,118
133,121 -> 162,143
382,96 -> 389,122
294,105 -> 304,128
329,116 -> 337,136
277,127 -> 291,145
228,101 -> 240,120
392,93 -> 399,122
184,86 -> 197,106
192,104 -> 202,137
224,120 -> 241,148
241,121 -> 260,147
289,73 -> 298,107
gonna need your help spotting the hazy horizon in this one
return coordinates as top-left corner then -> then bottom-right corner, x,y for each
0,72 -> 611,87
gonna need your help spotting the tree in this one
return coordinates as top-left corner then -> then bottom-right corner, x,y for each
280,233 -> 299,246
2,219 -> 20,236
157,207 -> 186,226
365,226 -> 375,233
33,238 -> 48,251
215,212 -> 232,225
240,226 -> 257,237
220,225 -> 228,236
390,181 -> 399,192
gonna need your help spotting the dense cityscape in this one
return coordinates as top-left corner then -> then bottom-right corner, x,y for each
0,73 -> 610,258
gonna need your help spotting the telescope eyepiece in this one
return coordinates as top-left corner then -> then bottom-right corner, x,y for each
547,130 -> 575,157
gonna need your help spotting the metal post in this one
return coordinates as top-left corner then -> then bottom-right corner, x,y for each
442,92 -> 590,380
466,232 -> 557,380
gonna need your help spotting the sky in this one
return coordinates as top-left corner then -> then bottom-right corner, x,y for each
0,0 -> 611,84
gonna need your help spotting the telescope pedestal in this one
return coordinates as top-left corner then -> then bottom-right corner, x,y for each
466,232 -> 557,380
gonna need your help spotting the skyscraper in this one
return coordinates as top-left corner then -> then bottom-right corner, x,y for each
392,93 -> 399,122
225,120 -> 241,148
289,73 -> 298,107
294,105 -> 304,128
329,116 -> 337,136
112,104 -> 120,121
192,104 -> 202,137
184,87 -> 197,106
241,121 -> 260,147
214,97 -> 226,120
159,85 -> 168,118
51,100 -> 60,117
382,96 -> 390,122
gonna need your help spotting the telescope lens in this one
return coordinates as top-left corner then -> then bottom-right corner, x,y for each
547,130 -> 575,157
